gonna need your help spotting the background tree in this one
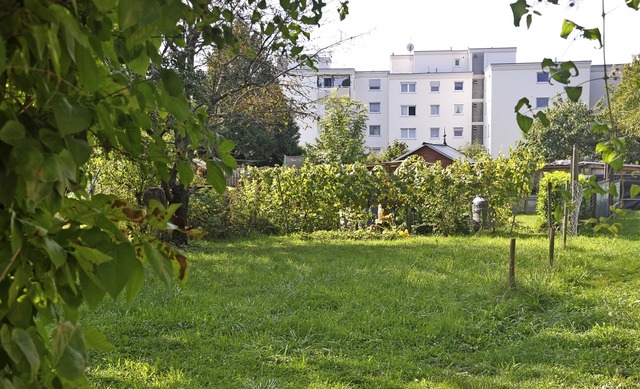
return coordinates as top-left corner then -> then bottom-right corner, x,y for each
0,0 -> 346,386
606,56 -> 640,164
524,99 -> 600,162
457,142 -> 490,160
304,93 -> 368,164
204,26 -> 304,166
366,140 -> 409,163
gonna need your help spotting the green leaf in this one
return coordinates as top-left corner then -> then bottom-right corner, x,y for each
72,244 -> 113,265
143,242 -> 173,286
160,68 -> 183,97
592,123 -> 609,133
128,49 -> 150,75
118,0 -> 141,30
627,0 -> 640,10
11,328 -> 40,380
560,19 -> 577,39
583,28 -> 602,47
0,121 -> 26,145
534,111 -> 550,127
176,161 -> 194,187
96,244 -> 139,298
42,150 -> 77,183
206,162 -> 227,193
565,86 -> 583,102
631,184 -> 640,198
516,112 -> 534,133
514,97 -> 530,112
79,269 -> 106,309
125,258 -> 145,303
65,138 -> 92,166
43,238 -> 66,268
218,139 -> 235,154
52,96 -> 92,136
221,153 -> 238,170
510,0 -> 530,27
75,45 -> 99,93
51,322 -> 87,381
92,0 -> 117,12
83,327 -> 115,352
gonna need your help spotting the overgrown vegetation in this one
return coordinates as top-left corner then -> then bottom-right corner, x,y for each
83,212 -> 640,388
189,147 -> 542,237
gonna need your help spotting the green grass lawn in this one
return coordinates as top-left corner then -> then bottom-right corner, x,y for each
83,212 -> 640,388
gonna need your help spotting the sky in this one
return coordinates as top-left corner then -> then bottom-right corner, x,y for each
309,0 -> 640,71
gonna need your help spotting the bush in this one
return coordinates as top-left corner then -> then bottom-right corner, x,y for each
190,150 -> 540,238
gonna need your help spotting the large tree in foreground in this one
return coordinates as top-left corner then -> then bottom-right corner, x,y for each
0,0 -> 346,386
305,93 -> 368,164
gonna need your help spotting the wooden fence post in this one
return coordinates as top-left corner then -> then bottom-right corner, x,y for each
547,181 -> 554,266
509,238 -> 516,289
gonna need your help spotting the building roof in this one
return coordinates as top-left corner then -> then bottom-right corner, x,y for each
394,142 -> 473,163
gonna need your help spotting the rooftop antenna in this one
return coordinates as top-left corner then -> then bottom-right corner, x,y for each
443,128 -> 447,146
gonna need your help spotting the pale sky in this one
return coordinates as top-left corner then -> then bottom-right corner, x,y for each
310,0 -> 640,71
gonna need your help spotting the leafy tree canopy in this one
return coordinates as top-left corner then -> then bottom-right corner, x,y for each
305,93 -> 368,165
0,0 -> 346,386
524,99 -> 600,162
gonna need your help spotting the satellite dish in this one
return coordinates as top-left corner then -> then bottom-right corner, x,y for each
407,43 -> 414,53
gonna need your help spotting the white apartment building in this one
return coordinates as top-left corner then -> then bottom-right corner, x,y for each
294,47 -> 612,157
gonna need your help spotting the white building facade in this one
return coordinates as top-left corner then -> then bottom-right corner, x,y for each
295,48 -> 612,157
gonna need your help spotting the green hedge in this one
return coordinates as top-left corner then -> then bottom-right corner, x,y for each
189,150 -> 541,238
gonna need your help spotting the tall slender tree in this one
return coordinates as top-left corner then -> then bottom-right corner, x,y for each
305,93 -> 368,164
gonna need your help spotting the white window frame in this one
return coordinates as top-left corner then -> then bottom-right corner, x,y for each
453,127 -> 463,137
400,82 -> 416,93
369,125 -> 381,136
454,104 -> 464,115
401,105 -> 416,116
430,127 -> 440,139
454,81 -> 464,91
369,79 -> 381,90
369,102 -> 381,113
454,58 -> 461,67
430,81 -> 440,93
400,128 -> 416,139
430,104 -> 440,116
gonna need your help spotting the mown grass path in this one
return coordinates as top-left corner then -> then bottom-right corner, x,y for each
85,213 -> 640,388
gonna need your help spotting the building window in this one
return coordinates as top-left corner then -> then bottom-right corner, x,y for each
430,127 -> 440,139
454,81 -> 464,91
537,72 -> 549,83
430,104 -> 440,116
453,127 -> 463,137
369,102 -> 381,113
400,128 -> 416,139
369,79 -> 381,90
430,81 -> 440,92
454,58 -> 461,67
401,105 -> 416,116
536,97 -> 549,108
400,82 -> 416,93
370,147 -> 381,154
369,125 -> 381,136
454,104 -> 464,114
317,76 -> 350,88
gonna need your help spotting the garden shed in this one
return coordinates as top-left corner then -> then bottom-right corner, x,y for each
394,142 -> 473,167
